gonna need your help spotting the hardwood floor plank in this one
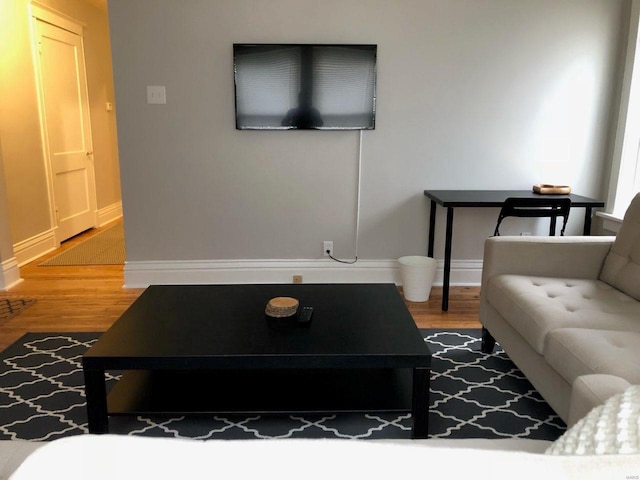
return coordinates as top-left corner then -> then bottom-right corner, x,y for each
0,223 -> 481,351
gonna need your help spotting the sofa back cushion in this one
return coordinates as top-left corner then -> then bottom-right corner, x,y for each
600,193 -> 640,300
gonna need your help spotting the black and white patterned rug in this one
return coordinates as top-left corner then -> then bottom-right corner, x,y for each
0,330 -> 566,441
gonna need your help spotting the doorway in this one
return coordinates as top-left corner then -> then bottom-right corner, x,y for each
32,6 -> 98,244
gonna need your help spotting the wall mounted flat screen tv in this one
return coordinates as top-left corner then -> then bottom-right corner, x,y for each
234,44 -> 377,130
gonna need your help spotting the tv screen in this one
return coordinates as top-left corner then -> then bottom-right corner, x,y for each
233,44 -> 377,130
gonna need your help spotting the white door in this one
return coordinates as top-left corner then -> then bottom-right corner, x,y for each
35,18 -> 97,243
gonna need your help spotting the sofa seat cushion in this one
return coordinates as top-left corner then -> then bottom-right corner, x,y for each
485,274 -> 640,354
544,329 -> 640,386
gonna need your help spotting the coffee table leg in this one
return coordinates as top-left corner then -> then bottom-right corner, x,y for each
83,367 -> 109,434
411,367 -> 430,439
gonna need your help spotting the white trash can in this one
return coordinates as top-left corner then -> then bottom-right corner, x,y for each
398,256 -> 438,302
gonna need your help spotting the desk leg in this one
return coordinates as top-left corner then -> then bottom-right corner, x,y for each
84,367 -> 109,434
442,207 -> 454,311
411,367 -> 430,439
428,200 -> 436,257
584,207 -> 593,235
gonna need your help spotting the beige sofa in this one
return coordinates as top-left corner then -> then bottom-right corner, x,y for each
3,434 -> 638,480
6,384 -> 640,479
480,192 -> 640,426
5,384 -> 640,478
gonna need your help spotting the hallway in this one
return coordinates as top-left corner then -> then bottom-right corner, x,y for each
0,0 -> 122,286
0,222 -> 142,351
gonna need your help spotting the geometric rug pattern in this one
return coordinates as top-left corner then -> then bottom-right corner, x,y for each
38,223 -> 125,266
0,330 -> 566,441
426,330 -> 565,438
0,298 -> 37,326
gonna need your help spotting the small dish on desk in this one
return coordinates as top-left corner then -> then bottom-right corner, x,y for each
532,184 -> 571,195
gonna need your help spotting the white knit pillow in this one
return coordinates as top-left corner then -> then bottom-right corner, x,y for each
546,385 -> 640,455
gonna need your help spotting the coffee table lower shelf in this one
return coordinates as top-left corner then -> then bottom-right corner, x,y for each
107,368 -> 415,416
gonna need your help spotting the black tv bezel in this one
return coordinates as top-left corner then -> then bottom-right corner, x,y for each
233,43 -> 377,131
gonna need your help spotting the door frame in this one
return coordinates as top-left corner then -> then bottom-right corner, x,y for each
29,2 -> 98,245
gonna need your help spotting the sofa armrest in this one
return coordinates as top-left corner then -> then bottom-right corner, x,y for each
568,374 -> 631,427
481,236 -> 615,285
0,440 -> 44,479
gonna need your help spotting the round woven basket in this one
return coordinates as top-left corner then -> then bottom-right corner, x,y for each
265,297 -> 299,318
532,184 -> 571,194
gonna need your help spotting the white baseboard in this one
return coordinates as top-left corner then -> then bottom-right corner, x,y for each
11,204 -> 121,268
13,229 -> 57,267
124,258 -> 483,288
0,257 -> 23,290
445,259 -> 484,285
97,201 -> 123,226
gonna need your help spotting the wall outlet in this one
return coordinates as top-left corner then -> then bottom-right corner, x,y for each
323,241 -> 333,257
293,275 -> 303,284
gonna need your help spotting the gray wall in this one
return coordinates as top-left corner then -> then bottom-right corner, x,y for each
109,0 -> 626,266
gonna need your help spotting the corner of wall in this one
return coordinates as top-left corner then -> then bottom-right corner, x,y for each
0,257 -> 23,290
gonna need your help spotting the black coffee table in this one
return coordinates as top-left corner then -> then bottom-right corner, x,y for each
82,283 -> 432,438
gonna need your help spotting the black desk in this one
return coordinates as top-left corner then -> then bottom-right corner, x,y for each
423,190 -> 605,311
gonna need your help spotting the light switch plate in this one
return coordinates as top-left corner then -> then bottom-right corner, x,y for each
147,86 -> 166,104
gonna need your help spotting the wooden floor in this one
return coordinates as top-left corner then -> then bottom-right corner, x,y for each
0,222 -> 481,352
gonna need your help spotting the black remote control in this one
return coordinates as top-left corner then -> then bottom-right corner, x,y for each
297,306 -> 313,324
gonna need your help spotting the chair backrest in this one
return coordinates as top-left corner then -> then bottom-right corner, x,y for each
493,197 -> 572,236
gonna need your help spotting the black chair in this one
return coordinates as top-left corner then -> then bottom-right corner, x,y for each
483,196 -> 572,353
493,197 -> 572,237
